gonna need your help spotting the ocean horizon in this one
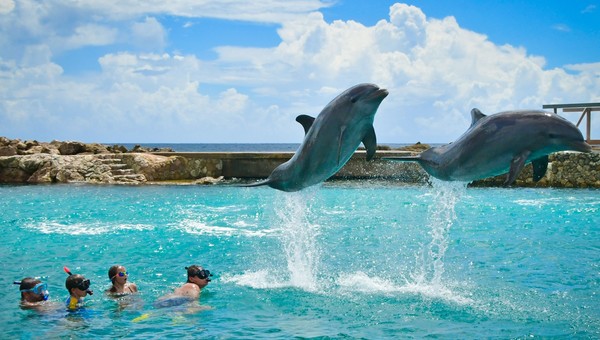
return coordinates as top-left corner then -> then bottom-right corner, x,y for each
110,143 -> 437,152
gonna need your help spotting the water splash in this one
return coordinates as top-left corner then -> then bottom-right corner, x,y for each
272,190 -> 321,291
411,179 -> 467,286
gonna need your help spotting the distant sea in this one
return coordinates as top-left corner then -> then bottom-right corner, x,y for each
110,143 -> 427,152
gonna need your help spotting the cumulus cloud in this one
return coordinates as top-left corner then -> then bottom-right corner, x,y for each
0,0 -> 14,14
131,17 -> 167,51
0,1 -> 599,143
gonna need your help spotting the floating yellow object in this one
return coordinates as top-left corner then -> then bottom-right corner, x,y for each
132,313 -> 150,322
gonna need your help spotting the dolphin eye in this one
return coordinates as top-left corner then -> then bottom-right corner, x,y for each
350,96 -> 358,103
548,133 -> 557,139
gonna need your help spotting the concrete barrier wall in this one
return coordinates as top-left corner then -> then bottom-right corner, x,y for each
151,151 -> 427,181
152,150 -> 600,188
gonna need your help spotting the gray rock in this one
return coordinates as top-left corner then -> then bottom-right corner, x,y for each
59,141 -> 86,155
0,146 -> 17,156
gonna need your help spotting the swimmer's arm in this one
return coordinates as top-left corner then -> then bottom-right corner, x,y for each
129,283 -> 139,293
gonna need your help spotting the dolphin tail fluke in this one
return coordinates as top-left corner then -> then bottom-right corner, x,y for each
239,179 -> 271,188
382,156 -> 422,162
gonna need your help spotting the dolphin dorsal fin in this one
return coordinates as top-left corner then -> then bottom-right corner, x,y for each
296,115 -> 315,135
470,108 -> 486,127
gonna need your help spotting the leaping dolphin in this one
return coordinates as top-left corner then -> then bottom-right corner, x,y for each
246,83 -> 388,192
385,109 -> 592,185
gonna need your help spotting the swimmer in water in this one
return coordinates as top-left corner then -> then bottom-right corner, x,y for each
106,265 -> 138,295
173,265 -> 212,299
65,272 -> 93,311
15,277 -> 49,309
153,265 -> 212,308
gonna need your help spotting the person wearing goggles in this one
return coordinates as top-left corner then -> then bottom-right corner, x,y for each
15,277 -> 49,308
106,265 -> 138,295
65,273 -> 93,311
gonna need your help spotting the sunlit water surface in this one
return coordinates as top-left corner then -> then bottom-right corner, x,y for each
0,181 -> 598,338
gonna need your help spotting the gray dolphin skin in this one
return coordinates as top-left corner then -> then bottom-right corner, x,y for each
246,83 -> 388,192
385,109 -> 592,185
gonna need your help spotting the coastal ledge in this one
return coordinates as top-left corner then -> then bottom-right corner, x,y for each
0,137 -> 598,187
0,149 -> 598,188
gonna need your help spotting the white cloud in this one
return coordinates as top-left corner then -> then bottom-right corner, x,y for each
0,0 -> 14,14
64,24 -> 118,49
59,0 -> 332,23
552,24 -> 571,32
582,4 -> 596,13
131,17 -> 167,51
0,1 -> 599,143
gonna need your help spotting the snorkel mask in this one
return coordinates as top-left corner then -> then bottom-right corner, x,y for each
187,267 -> 213,282
14,280 -> 49,301
63,266 -> 94,295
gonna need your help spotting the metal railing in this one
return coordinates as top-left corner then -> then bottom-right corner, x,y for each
543,102 -> 600,145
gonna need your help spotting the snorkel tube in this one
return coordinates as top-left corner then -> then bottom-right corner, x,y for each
63,266 -> 94,295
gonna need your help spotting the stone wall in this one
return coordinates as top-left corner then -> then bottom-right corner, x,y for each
1,147 -> 598,187
470,152 -> 600,188
0,154 -> 114,183
119,154 -> 222,181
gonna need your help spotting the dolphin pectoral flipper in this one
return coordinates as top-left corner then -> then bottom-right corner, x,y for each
296,115 -> 315,135
505,150 -> 531,186
337,126 -> 346,166
531,155 -> 549,182
362,125 -> 377,161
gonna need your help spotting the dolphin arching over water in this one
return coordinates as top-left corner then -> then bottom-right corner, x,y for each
385,109 -> 592,185
246,83 -> 389,192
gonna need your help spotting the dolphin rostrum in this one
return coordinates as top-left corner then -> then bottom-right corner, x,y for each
385,109 -> 592,185
246,83 -> 388,192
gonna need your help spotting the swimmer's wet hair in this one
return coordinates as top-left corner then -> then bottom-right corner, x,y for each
65,274 -> 85,292
185,265 -> 203,279
108,265 -> 121,282
16,277 -> 41,291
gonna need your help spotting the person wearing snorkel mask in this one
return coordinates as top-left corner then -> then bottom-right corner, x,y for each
65,274 -> 93,311
16,277 -> 49,309
153,265 -> 214,309
172,265 -> 212,300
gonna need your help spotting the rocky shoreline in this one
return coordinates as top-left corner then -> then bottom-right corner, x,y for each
0,137 -> 598,187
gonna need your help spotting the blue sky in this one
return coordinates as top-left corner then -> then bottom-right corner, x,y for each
1,0 -> 599,143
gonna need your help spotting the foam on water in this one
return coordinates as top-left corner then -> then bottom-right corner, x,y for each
336,272 -> 474,306
221,270 -> 292,289
176,219 -> 274,237
25,221 -> 155,235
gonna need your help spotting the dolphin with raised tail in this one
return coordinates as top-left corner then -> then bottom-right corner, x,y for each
385,109 -> 592,185
246,83 -> 388,192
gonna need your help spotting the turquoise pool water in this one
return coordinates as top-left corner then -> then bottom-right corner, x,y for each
1,181 -> 598,338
